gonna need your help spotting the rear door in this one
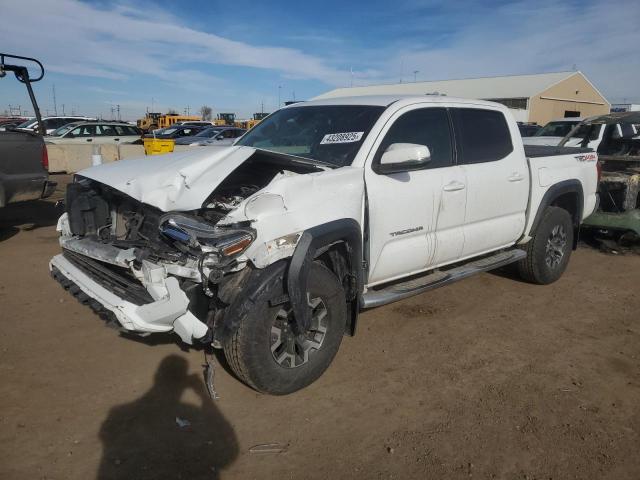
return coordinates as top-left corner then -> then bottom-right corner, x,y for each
450,107 -> 529,258
364,104 -> 466,285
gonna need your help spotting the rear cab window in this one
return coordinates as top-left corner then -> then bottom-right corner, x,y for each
450,108 -> 513,164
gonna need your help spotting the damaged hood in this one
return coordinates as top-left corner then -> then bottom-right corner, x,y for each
78,146 -> 256,211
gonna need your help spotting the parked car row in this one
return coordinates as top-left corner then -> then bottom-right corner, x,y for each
46,121 -> 142,145
147,125 -> 247,146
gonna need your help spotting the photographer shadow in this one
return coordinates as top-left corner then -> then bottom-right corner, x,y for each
98,355 -> 238,480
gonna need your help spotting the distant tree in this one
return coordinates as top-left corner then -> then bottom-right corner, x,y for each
167,108 -> 178,115
200,105 -> 213,121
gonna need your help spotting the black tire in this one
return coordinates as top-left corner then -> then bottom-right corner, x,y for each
223,262 -> 347,395
518,206 -> 574,284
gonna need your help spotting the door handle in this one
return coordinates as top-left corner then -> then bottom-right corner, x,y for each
114,138 -> 120,141
86,138 -> 92,142
443,181 -> 466,192
508,173 -> 524,182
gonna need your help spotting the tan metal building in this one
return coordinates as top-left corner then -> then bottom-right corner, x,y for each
315,71 -> 610,126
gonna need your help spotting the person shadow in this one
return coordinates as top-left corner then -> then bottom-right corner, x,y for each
97,355 -> 238,480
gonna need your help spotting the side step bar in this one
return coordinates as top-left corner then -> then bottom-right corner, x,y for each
361,249 -> 526,309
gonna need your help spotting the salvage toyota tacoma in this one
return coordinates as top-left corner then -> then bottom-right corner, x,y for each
50,95 -> 599,394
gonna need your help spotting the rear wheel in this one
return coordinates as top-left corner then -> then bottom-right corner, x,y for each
223,262 -> 347,395
518,206 -> 574,284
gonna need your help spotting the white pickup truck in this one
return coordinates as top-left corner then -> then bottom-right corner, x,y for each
50,95 -> 599,394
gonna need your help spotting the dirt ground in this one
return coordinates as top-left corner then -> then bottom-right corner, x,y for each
1,174 -> 639,480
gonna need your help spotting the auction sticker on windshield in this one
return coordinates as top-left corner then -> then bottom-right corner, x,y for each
320,132 -> 364,144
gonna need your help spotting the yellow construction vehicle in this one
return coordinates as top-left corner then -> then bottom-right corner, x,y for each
136,113 -> 202,132
235,112 -> 270,130
136,112 -> 162,132
213,113 -> 236,126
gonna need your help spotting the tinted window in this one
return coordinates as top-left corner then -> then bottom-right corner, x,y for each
451,108 -> 513,164
376,107 -> 453,169
126,126 -> 140,135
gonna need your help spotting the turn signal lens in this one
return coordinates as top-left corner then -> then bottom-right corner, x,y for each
220,234 -> 253,256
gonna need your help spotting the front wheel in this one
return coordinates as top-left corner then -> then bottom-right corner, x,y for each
223,262 -> 347,395
518,206 -> 574,284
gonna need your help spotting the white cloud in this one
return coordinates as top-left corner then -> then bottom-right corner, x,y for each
357,0 -> 640,103
0,0 -> 349,86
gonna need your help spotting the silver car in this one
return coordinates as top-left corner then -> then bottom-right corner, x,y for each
174,126 -> 246,146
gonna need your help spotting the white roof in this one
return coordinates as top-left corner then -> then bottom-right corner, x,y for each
314,72 -> 582,101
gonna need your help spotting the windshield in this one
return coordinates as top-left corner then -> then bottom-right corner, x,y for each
568,123 -> 602,140
16,119 -> 35,129
51,124 -> 77,137
195,127 -> 221,138
157,127 -> 178,135
236,105 -> 385,167
534,121 -> 578,137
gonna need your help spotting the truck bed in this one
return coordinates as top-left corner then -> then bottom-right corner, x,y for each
524,145 -> 593,158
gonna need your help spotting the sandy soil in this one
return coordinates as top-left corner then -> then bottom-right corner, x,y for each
1,175 -> 639,480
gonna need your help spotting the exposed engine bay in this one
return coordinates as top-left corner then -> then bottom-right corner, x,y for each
56,150 -> 324,343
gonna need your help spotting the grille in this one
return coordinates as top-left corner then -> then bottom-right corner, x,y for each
62,250 -> 154,305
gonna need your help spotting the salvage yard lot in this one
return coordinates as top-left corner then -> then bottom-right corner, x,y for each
1,175 -> 639,479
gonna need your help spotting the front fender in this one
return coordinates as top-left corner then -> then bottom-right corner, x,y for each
287,218 -> 363,333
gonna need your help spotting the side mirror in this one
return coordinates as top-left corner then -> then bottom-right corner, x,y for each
379,143 -> 431,174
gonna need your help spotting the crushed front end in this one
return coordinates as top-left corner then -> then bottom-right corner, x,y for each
49,175 -> 259,345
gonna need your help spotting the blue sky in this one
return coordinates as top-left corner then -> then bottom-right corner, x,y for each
1,0 -> 638,120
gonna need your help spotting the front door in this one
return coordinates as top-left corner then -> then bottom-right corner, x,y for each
364,105 -> 466,286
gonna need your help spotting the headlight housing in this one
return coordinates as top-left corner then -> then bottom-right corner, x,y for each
159,213 -> 254,257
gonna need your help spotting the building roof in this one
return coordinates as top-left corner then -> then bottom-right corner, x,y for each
294,94 -> 503,109
314,71 -> 582,101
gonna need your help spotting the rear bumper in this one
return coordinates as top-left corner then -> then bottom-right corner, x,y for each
49,253 -> 209,344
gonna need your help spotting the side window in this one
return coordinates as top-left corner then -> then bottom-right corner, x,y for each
222,129 -> 234,138
126,126 -> 140,135
375,107 -> 453,169
114,126 -> 127,135
451,108 -> 513,164
101,125 -> 117,136
69,127 -> 82,137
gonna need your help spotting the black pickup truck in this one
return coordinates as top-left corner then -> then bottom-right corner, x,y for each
0,129 -> 55,207
0,53 -> 56,208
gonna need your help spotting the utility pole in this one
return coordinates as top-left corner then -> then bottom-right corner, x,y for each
117,104 -> 121,121
413,70 -> 419,82
278,85 -> 282,109
62,104 -> 65,115
261,100 -> 264,114
52,84 -> 58,115
350,66 -> 354,87
110,105 -> 115,120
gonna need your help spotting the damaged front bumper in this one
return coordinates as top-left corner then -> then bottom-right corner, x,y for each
49,250 -> 210,345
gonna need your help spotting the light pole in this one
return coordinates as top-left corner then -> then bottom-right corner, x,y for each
278,85 -> 282,109
413,70 -> 419,82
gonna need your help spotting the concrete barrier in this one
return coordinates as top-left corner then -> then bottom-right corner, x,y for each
46,143 -> 204,173
47,143 -> 146,173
